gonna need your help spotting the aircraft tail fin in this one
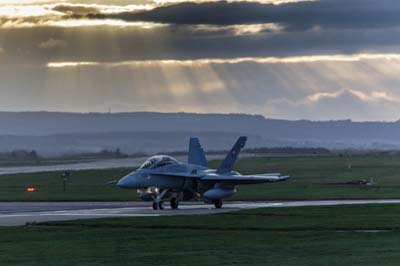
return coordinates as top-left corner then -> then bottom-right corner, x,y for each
188,138 -> 208,167
216,136 -> 247,174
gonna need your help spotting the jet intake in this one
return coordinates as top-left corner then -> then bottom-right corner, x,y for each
202,187 -> 236,200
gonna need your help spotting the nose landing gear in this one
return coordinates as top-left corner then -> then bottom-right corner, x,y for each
213,199 -> 223,209
152,200 -> 165,210
152,189 -> 180,210
152,188 -> 169,210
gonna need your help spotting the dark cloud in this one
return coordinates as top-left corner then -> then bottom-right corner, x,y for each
2,24 -> 400,65
1,0 -> 400,63
81,0 -> 400,31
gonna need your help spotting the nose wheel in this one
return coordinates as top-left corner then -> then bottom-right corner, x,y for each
152,201 -> 158,210
213,199 -> 223,209
152,188 -> 169,210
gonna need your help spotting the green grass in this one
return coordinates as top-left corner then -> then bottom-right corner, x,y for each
2,204 -> 400,266
231,154 -> 400,200
2,155 -> 399,265
1,154 -> 400,201
0,168 -> 135,201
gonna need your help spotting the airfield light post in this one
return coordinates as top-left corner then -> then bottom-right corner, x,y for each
61,171 -> 71,192
347,153 -> 352,170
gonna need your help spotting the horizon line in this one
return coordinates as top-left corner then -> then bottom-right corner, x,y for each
0,110 -> 399,123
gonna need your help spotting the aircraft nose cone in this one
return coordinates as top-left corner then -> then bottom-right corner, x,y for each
117,176 -> 129,188
116,172 -> 144,189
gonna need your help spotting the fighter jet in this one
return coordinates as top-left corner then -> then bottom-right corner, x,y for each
117,136 -> 290,210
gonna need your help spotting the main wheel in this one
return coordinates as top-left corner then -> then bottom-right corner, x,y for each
214,199 -> 223,209
152,201 -> 158,210
158,201 -> 165,210
170,197 -> 179,209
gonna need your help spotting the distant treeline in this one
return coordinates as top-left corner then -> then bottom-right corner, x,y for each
0,147 -> 332,161
0,148 -> 131,161
58,148 -> 132,160
167,147 -> 332,156
243,147 -> 331,155
0,150 -> 39,160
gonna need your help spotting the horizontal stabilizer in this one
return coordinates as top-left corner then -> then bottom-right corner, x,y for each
201,174 -> 290,184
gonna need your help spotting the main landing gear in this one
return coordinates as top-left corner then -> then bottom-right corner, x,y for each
170,197 -> 179,209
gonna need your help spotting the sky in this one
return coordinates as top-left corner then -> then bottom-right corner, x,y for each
1,0 -> 400,121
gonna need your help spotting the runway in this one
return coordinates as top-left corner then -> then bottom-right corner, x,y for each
1,199 -> 400,226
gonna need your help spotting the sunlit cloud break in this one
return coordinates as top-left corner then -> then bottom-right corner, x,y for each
42,19 -> 165,28
0,18 -> 166,28
47,53 -> 400,68
306,89 -> 400,104
0,2 -> 155,28
0,3 -> 152,18
192,23 -> 283,36
47,62 -> 100,67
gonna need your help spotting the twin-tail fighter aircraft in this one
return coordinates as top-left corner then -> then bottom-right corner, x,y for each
117,136 -> 290,210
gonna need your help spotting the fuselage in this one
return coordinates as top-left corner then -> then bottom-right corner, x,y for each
115,136 -> 289,210
117,155 -> 238,201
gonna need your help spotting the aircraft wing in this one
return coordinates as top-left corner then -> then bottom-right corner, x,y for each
201,173 -> 290,184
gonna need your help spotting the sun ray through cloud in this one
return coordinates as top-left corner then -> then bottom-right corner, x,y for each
1,0 -> 400,120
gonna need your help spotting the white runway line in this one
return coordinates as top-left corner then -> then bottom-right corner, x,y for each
1,200 -> 400,226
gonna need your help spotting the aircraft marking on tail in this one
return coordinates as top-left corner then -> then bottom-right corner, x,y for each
216,136 -> 247,174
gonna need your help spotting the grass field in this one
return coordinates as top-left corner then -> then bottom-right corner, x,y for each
1,154 -> 399,266
0,154 -> 400,201
1,204 -> 400,266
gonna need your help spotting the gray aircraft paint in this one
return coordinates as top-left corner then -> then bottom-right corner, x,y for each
117,137 -> 290,208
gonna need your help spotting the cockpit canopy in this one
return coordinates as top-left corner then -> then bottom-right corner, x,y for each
139,155 -> 179,169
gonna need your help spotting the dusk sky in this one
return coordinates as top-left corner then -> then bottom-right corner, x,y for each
1,0 -> 400,121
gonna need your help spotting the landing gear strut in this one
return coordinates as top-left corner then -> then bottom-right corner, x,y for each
170,197 -> 179,209
152,188 -> 169,210
213,199 -> 223,209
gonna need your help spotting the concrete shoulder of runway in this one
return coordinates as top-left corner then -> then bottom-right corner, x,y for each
1,199 -> 400,226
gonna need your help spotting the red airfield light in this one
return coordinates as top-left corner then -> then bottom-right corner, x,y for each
26,187 -> 36,193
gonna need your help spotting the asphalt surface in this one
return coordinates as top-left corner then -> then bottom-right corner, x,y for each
2,199 -> 400,226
